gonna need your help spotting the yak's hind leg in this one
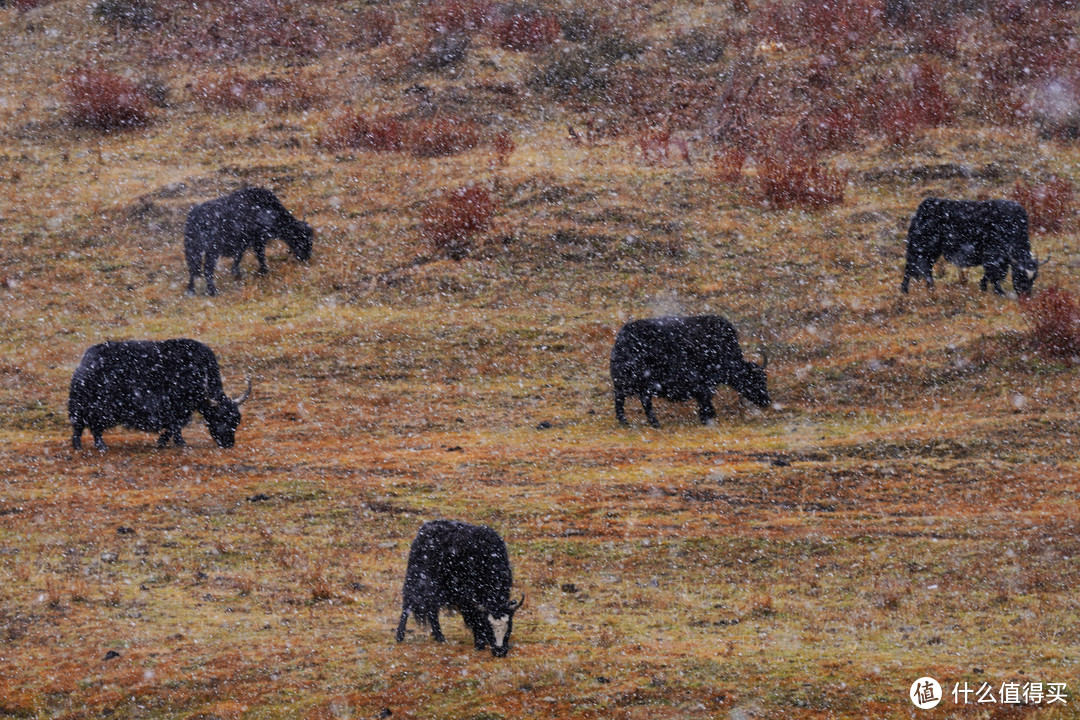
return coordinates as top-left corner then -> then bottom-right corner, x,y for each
185,248 -> 202,295
395,608 -> 409,642
71,421 -> 84,450
203,253 -> 219,296
614,393 -> 628,425
91,428 -> 106,452
429,611 -> 445,642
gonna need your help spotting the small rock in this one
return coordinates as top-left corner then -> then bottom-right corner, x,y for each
377,710 -> 392,719
771,457 -> 791,467
101,551 -> 118,564
536,421 -> 553,430
561,583 -> 578,593
446,446 -> 463,452
103,650 -> 121,661
596,676 -> 611,684
116,526 -> 135,535
246,493 -> 272,502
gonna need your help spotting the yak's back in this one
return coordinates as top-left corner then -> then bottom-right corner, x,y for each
406,520 -> 511,602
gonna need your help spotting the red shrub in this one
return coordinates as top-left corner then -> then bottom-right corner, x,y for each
190,71 -> 261,111
713,145 -> 747,183
421,184 -> 496,259
493,131 -> 515,166
1021,286 -> 1080,361
319,112 -> 403,152
758,157 -> 846,210
421,0 -> 487,37
911,61 -> 954,127
352,8 -> 396,48
806,107 -> 861,153
492,10 -> 561,51
209,0 -> 327,58
65,69 -> 149,131
803,0 -> 883,55
1013,177 -> 1075,233
754,0 -> 882,54
405,116 -> 481,157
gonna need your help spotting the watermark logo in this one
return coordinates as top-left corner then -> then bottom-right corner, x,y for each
910,677 -> 943,709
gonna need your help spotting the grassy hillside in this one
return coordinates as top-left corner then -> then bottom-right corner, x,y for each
1,0 -> 1078,718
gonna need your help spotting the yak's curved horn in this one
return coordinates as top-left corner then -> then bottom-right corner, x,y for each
1039,253 -> 1052,266
759,347 -> 769,370
509,593 -> 525,612
233,377 -> 253,406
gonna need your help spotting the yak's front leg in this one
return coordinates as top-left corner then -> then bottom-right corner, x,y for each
696,392 -> 716,424
640,394 -> 660,428
255,242 -> 269,275
231,252 -> 244,279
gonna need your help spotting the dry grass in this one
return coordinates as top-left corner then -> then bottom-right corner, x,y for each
2,2 -> 1080,719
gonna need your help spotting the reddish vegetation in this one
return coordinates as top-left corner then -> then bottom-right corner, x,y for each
862,64 -> 954,145
757,156 -> 846,210
405,116 -> 481,157
190,71 -> 262,111
319,112 -> 404,152
1021,286 -> 1080,361
493,131 -> 515,166
491,10 -> 561,51
65,69 -> 149,131
421,184 -> 496,259
755,0 -> 882,55
1013,177 -> 1075,233
351,8 -> 397,48
638,127 -> 671,165
421,0 -> 487,38
712,145 -> 747,183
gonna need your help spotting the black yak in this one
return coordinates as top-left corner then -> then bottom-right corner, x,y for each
68,339 -> 250,451
901,198 -> 1046,296
184,187 -> 313,296
611,315 -> 769,428
396,520 -> 524,657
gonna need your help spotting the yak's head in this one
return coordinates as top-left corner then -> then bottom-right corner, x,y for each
204,379 -> 251,448
735,349 -> 770,408
479,594 -> 524,657
285,220 -> 314,263
1013,254 -> 1049,297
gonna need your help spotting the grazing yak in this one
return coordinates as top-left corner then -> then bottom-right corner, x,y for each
69,339 -> 251,451
901,198 -> 1046,297
184,187 -> 313,296
611,315 -> 769,428
396,520 -> 524,657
